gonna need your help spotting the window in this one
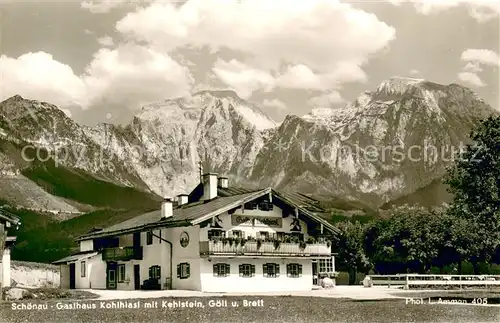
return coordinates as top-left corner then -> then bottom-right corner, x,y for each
118,264 -> 126,282
177,263 -> 190,279
259,231 -> 269,240
238,264 -> 255,277
287,263 -> 302,278
263,263 -> 280,278
231,230 -> 243,238
146,232 -> 153,245
318,258 -> 333,273
213,263 -> 230,277
81,261 -> 86,277
149,265 -> 161,279
291,232 -> 304,240
208,229 -> 225,239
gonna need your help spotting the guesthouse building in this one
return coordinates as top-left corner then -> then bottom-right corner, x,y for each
54,173 -> 338,292
0,209 -> 21,290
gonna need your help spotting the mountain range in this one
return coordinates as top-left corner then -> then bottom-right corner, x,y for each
0,77 -> 497,218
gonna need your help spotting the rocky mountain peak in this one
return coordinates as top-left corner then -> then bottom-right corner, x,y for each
0,78 -> 496,212
375,76 -> 425,95
135,91 -> 277,132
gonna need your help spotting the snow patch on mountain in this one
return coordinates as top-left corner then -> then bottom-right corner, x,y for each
376,76 -> 425,96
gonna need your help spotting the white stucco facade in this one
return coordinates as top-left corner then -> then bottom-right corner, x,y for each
75,254 -> 106,289
60,186 -> 336,293
200,258 -> 313,292
1,247 -> 11,288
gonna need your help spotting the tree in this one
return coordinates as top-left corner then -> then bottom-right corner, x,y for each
364,205 -> 447,274
444,116 -> 500,272
334,220 -> 371,284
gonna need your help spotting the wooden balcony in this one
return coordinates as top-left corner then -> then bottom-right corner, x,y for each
102,246 -> 143,261
199,240 -> 331,257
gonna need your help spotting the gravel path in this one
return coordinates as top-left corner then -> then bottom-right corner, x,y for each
86,286 -> 408,301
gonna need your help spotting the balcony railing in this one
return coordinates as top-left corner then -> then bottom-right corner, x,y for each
102,246 -> 143,261
199,240 -> 331,257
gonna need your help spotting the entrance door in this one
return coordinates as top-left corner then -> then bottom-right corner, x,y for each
134,264 -> 140,290
69,263 -> 76,289
312,261 -> 318,286
106,262 -> 117,290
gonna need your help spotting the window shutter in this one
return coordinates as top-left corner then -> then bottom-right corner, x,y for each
239,264 -> 243,277
158,266 -> 161,279
263,263 -> 268,277
177,264 -> 181,278
186,264 -> 190,277
298,264 -> 302,276
149,266 -> 153,278
225,264 -> 230,275
286,264 -> 290,276
213,264 -> 218,276
276,264 -> 280,277
251,265 -> 255,277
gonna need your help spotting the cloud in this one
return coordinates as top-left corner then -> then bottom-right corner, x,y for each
461,49 -> 500,67
275,65 -> 325,90
463,61 -> 484,73
116,0 -> 395,98
0,52 -> 87,107
81,0 -> 154,14
457,48 -> 499,88
307,91 -> 345,108
458,71 -> 486,87
389,0 -> 500,22
212,59 -> 275,99
97,35 -> 114,47
457,48 -> 498,88
83,44 -> 193,107
262,99 -> 287,110
1,45 -> 193,110
81,0 -> 125,13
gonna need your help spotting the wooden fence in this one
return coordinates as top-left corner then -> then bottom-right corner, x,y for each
366,274 -> 500,289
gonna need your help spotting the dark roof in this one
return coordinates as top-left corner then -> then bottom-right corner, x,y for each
52,250 -> 99,265
77,189 -> 271,240
217,186 -> 260,197
219,187 -> 325,213
0,209 -> 21,225
77,182 -> 339,241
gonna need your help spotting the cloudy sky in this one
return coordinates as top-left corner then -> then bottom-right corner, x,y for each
0,0 -> 498,125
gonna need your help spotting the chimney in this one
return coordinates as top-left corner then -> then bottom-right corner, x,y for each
177,194 -> 189,206
202,173 -> 218,200
161,198 -> 173,218
218,176 -> 229,188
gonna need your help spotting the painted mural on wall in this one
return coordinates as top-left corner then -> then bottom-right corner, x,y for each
180,231 -> 190,248
210,215 -> 223,229
231,214 -> 282,228
290,218 -> 302,232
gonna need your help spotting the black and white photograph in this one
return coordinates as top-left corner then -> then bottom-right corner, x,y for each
0,0 -> 499,322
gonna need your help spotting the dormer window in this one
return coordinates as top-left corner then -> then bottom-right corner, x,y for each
258,201 -> 273,211
244,202 -> 257,210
